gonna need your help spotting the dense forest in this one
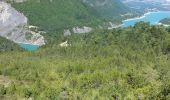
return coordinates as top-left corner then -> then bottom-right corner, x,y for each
1,22 -> 170,99
11,0 -> 139,33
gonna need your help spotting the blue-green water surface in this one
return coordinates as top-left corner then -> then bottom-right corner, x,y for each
19,43 -> 39,51
123,11 -> 170,27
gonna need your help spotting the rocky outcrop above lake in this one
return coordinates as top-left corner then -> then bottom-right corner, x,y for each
73,26 -> 92,34
64,26 -> 93,36
0,1 -> 45,46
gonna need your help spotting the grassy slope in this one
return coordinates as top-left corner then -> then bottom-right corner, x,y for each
1,23 -> 170,99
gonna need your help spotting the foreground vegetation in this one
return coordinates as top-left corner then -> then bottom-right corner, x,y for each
1,22 -> 170,99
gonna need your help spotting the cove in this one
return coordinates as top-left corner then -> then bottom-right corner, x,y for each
19,43 -> 40,51
122,11 -> 170,27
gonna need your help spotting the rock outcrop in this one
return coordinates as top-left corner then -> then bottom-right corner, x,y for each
64,29 -> 71,36
64,26 -> 93,36
59,41 -> 69,47
0,1 -> 45,45
73,26 -> 92,34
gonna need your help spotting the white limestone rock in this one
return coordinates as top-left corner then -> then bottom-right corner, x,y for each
73,26 -> 92,34
64,29 -> 71,36
59,41 -> 69,47
0,1 -> 45,46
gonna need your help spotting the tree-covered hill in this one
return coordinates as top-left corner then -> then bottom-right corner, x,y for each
82,0 -> 132,19
11,0 -> 137,33
1,22 -> 170,99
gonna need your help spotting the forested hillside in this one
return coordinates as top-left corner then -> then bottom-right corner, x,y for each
0,37 -> 23,52
1,22 -> 170,99
12,0 -> 137,33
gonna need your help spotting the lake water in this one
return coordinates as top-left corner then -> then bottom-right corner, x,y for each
19,43 -> 40,51
122,11 -> 170,27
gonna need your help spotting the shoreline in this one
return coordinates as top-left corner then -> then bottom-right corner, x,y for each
122,11 -> 170,22
121,11 -> 170,27
123,12 -> 153,22
16,41 -> 44,46
123,11 -> 170,22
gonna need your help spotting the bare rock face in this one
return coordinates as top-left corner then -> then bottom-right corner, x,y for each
63,26 -> 93,36
64,29 -> 71,36
0,1 -> 27,35
73,26 -> 92,34
0,1 -> 45,46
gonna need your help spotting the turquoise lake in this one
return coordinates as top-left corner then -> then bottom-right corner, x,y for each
123,11 -> 170,27
19,43 -> 40,51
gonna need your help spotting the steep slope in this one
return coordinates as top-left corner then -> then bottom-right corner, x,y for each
0,36 -> 23,52
0,1 -> 45,46
82,0 -> 132,19
12,0 -> 134,33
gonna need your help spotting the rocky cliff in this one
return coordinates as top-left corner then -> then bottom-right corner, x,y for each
0,1 -> 45,46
